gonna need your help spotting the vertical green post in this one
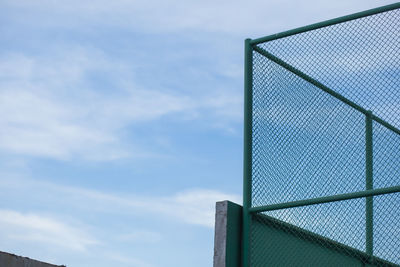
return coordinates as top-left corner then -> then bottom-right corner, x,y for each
243,38 -> 253,267
365,111 -> 373,256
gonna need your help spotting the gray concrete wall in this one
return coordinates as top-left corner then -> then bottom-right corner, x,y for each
213,201 -> 228,267
0,251 -> 65,267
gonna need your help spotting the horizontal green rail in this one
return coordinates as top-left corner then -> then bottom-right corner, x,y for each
252,46 -> 400,136
249,185 -> 400,213
250,2 -> 400,45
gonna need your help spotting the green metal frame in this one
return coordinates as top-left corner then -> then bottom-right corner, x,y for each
243,3 -> 400,266
249,2 -> 400,46
253,213 -> 399,267
365,111 -> 373,256
242,38 -> 253,267
252,46 -> 400,136
248,185 -> 400,213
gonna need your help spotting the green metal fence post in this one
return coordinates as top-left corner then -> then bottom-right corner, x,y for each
365,111 -> 373,256
243,38 -> 253,267
245,4 -> 400,265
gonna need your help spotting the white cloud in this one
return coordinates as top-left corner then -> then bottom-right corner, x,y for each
2,0 -> 396,36
0,175 -> 240,266
64,183 -> 242,228
170,189 -> 241,227
0,175 -> 241,228
2,1 -> 392,162
0,209 -> 98,251
0,47 -> 241,161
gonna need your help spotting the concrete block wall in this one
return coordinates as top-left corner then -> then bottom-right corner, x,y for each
0,251 -> 65,267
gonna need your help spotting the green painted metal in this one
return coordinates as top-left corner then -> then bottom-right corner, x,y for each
249,185 -> 400,213
365,111 -> 373,256
243,4 -> 400,266
224,203 -> 398,266
252,46 -> 368,113
371,114 -> 400,136
251,213 -> 399,267
250,2 -> 400,45
252,45 -> 400,136
225,201 -> 242,267
242,38 -> 253,267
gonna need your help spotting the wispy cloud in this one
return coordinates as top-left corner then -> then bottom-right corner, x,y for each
0,46 -> 241,161
53,183 -> 241,227
0,174 -> 240,265
2,0 -> 395,35
0,175 -> 242,228
2,0 -> 391,163
0,209 -> 98,251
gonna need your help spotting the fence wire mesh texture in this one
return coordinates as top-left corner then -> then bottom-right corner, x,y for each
243,3 -> 400,267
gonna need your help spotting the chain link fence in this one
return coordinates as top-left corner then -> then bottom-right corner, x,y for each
243,3 -> 400,266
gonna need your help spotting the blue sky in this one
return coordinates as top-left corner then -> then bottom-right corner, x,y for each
0,1 -> 397,266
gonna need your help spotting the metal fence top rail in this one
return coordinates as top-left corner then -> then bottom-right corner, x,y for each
250,2 -> 400,45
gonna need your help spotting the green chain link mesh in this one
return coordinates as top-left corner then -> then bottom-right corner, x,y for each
249,7 -> 399,266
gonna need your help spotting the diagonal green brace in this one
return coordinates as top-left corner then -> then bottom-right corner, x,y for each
252,45 -> 400,136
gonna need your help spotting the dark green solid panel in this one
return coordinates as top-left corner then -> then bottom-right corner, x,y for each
225,202 -> 242,267
251,214 -> 397,267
